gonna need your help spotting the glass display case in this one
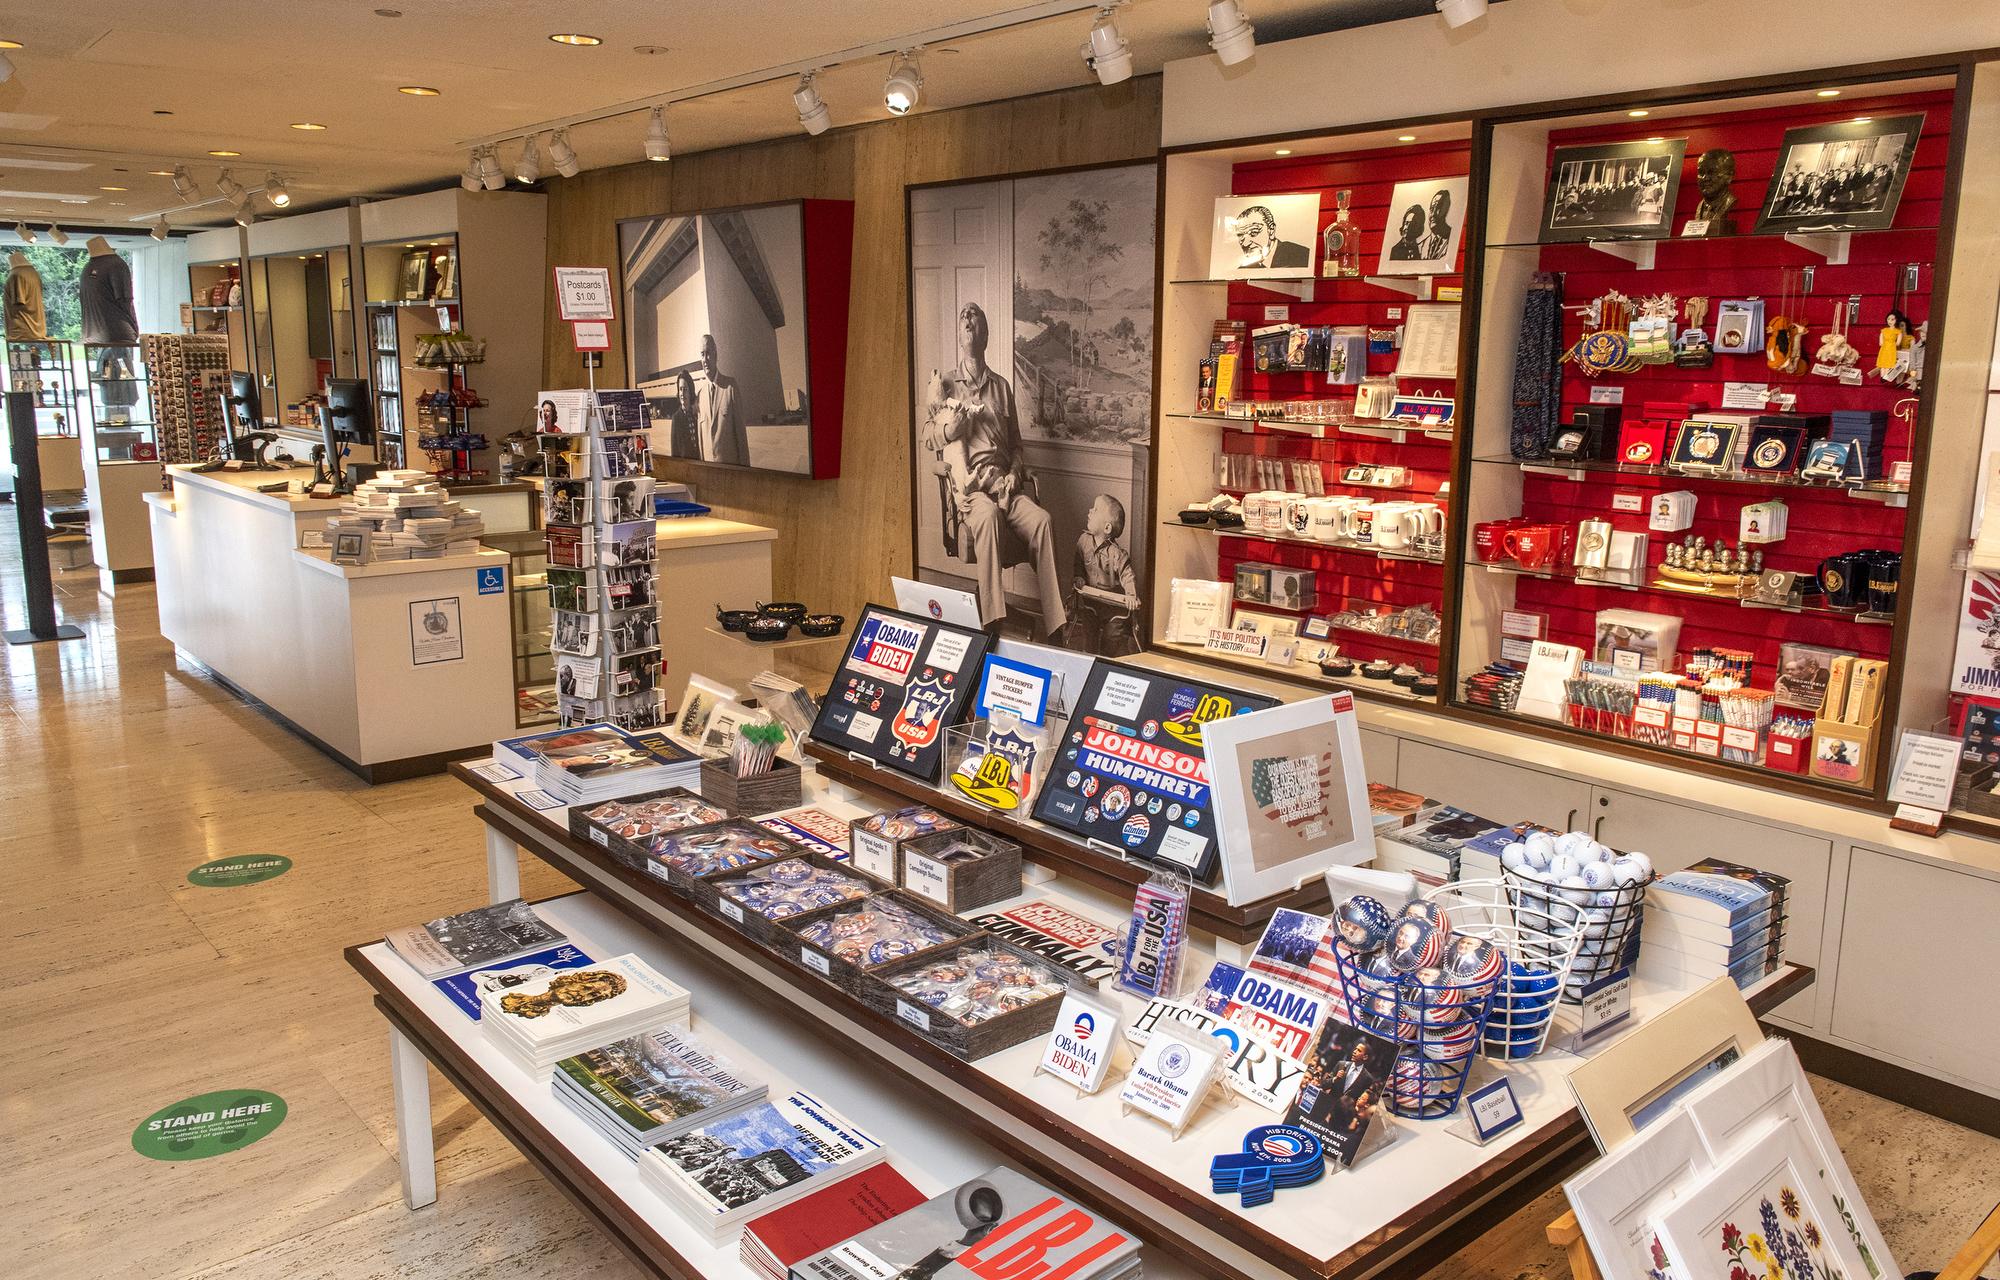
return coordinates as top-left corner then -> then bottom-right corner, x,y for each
485,527 -> 557,728
83,342 -> 155,461
4,338 -> 78,438
187,260 -> 252,381
362,237 -> 478,476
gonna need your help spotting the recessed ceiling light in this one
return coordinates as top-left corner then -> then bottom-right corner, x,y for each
289,122 -> 327,131
1816,89 -> 1841,98
549,32 -> 602,45
99,185 -> 127,191
0,40 -> 21,50
633,45 -> 669,55
1627,109 -> 1650,118
374,8 -> 401,15
148,169 -> 174,176
398,85 -> 439,96
153,109 -> 174,116
1853,116 -> 1872,123
208,149 -> 241,157
1397,134 -> 1417,142
1273,148 -> 1291,156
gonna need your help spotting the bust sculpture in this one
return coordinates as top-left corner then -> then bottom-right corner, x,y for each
1692,148 -> 1737,235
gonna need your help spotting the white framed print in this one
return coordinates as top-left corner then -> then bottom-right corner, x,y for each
1201,692 -> 1372,906
1565,1109 -> 1713,1280
1676,1040 -> 1900,1279
1567,976 -> 1765,1152
1209,192 -> 1321,280
1654,1119 -> 1872,1280
1375,176 -> 1469,276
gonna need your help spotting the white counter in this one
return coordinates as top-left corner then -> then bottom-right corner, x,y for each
653,515 -> 778,712
148,466 -> 517,779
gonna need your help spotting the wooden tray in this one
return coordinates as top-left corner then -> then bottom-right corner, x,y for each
859,932 -> 1095,1061
776,889 -> 983,995
566,787 -> 730,871
697,852 -> 879,951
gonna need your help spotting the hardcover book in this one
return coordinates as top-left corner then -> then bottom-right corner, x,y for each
640,1090 -> 887,1238
433,943 -> 595,1020
385,898 -> 566,980
740,1166 -> 925,1280
1648,861 -> 1789,928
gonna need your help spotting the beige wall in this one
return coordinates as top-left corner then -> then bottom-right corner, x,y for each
540,78 -> 1162,663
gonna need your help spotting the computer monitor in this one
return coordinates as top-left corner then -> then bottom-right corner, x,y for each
325,377 -> 372,444
226,371 -> 262,433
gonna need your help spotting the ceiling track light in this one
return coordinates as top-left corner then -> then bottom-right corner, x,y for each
15,222 -> 34,243
264,172 -> 291,208
478,147 -> 506,190
1207,1 -> 1255,66
644,105 -> 671,161
150,216 -> 169,241
548,128 -> 580,177
0,50 -> 14,84
1436,0 -> 1490,29
47,225 -> 67,245
1082,7 -> 1133,86
234,207 -> 254,228
514,134 -> 542,184
794,72 -> 831,136
216,169 -> 247,209
171,164 -> 198,201
460,149 -> 482,192
884,51 -> 923,116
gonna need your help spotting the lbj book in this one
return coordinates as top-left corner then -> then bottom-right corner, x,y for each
740,1166 -> 926,1280
637,1090 -> 887,1242
792,1164 -> 1141,1280
386,899 -> 567,980
1640,859 -> 1789,990
478,954 -> 690,1071
552,1023 -> 767,1161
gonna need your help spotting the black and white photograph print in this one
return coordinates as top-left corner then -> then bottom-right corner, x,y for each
551,610 -> 600,658
608,606 -> 661,656
604,521 -> 657,567
1374,177 -> 1469,276
1540,138 -> 1688,242
908,161 -> 1157,658
1208,191 -> 1321,279
1753,113 -> 1924,234
604,476 -> 654,523
618,201 -> 814,474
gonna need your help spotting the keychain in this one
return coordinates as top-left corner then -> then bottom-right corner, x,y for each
1812,296 -> 1860,377
1765,268 -> 1806,375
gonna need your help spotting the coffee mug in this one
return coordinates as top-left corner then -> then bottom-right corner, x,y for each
1503,523 -> 1559,570
1374,504 -> 1414,550
1400,502 -> 1445,537
1474,518 -> 1520,563
1817,552 -> 1865,609
1863,549 -> 1902,614
1344,502 -> 1380,544
1306,497 -> 1343,543
1283,495 -> 1314,539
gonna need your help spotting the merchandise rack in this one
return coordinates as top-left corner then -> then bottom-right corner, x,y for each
3,338 -> 78,435
425,759 -> 1813,1280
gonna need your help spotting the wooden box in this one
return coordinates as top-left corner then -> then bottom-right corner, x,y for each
847,805 -> 963,886
640,818 -> 809,900
699,756 -> 804,816
777,890 -> 981,995
897,827 -> 1023,914
697,852 -> 878,951
567,787 -> 731,871
859,933 -> 1094,1061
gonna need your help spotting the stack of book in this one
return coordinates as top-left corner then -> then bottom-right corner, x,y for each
1374,804 -> 1509,889
635,1090 -> 887,1244
739,1166 -> 926,1280
789,1165 -> 1141,1280
316,470 -> 485,560
553,1023 -> 766,1161
479,954 -> 691,1072
1639,859 -> 1789,990
386,899 -> 568,982
493,722 -> 701,804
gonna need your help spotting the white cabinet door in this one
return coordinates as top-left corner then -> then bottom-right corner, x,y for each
1590,786 -> 1831,1031
1360,727 -> 1396,786
1832,847 -> 2000,1096
1395,740 -> 1592,833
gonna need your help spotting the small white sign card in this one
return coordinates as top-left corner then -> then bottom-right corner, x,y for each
552,266 -> 615,321
1037,991 -> 1124,1095
1119,1031 -> 1222,1137
1201,692 -> 1373,905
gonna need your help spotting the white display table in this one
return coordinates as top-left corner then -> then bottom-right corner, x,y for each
147,465 -> 517,780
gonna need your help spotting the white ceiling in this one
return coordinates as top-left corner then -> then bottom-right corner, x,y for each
0,0 -> 1455,232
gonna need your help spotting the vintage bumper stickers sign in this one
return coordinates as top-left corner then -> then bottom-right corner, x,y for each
1030,661 -> 1275,880
811,605 -> 990,780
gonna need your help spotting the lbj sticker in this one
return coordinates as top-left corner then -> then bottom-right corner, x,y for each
477,566 -> 506,595
133,1089 -> 287,1161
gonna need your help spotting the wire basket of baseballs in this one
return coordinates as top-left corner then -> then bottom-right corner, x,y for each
1421,878 -> 1587,1060
1498,830 -> 1654,1002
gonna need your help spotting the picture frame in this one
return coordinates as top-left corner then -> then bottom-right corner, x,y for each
1752,113 -> 1925,235
1201,692 -> 1373,906
1208,192 -> 1321,279
398,248 -> 431,301
1676,1039 -> 1901,1279
1374,176 -> 1468,277
1540,139 -> 1689,243
809,603 -> 991,782
1653,1118 -> 1873,1280
1564,1108 -> 1713,1280
1566,975 -> 1765,1151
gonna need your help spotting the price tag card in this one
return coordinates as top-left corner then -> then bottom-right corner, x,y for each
1887,730 -> 1957,813
1466,1077 -> 1524,1143
553,266 -> 615,321
572,320 -> 610,351
976,654 -> 1053,727
1573,969 -> 1633,1049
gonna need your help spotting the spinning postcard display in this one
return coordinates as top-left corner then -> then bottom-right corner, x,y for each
1031,661 -> 1276,881
810,604 -> 990,780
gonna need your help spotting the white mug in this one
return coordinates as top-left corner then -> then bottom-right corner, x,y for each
1399,502 -> 1445,537
1306,497 -> 1344,543
1344,501 -> 1383,544
1373,505 -> 1413,549
1283,495 -> 1314,539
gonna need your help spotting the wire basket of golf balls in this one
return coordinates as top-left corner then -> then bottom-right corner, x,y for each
1330,897 -> 1500,1120
1421,879 -> 1585,1060
1498,830 -> 1654,1001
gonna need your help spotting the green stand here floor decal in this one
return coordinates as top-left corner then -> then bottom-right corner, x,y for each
132,1089 -> 287,1161
186,855 -> 292,887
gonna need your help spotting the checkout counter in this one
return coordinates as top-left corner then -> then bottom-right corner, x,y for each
146,464 -> 517,780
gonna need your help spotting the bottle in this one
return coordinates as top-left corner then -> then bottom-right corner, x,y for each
1323,189 -> 1361,278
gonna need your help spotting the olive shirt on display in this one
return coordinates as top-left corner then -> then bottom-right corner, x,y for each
4,263 -> 45,341
80,251 -> 140,345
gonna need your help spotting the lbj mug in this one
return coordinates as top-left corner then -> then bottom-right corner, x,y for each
1306,497 -> 1343,543
1503,523 -> 1559,570
1283,495 -> 1314,539
1373,503 -> 1414,550
1818,552 -> 1864,609
1344,501 -> 1380,545
1863,549 -> 1902,614
1474,518 -> 1520,563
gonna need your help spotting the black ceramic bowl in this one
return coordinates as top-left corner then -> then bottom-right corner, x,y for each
1212,510 -> 1246,528
717,608 -> 757,632
1319,658 -> 1355,679
747,616 -> 793,641
799,613 -> 845,637
758,601 -> 808,622
1178,509 -> 1213,525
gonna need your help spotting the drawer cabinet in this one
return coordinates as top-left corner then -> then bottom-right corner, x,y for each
1395,740 -> 1592,834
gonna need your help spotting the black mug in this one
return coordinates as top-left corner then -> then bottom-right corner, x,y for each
1864,550 -> 1902,615
1818,552 -> 1865,609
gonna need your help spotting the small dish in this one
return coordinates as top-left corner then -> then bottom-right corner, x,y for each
1212,510 -> 1246,528
798,613 -> 845,637
1178,509 -> 1213,525
758,601 -> 808,622
746,616 -> 793,641
716,608 -> 757,632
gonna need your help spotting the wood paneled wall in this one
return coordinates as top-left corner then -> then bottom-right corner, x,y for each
541,78 -> 1162,671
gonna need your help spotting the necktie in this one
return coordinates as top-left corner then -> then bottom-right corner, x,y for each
1510,271 -> 1565,459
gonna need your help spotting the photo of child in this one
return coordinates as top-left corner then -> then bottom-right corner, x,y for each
1063,494 -> 1139,656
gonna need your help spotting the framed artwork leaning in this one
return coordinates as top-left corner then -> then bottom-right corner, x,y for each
1653,1118 -> 1872,1280
1541,139 -> 1688,242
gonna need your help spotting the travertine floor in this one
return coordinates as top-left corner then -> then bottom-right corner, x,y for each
2,520 -> 1994,1279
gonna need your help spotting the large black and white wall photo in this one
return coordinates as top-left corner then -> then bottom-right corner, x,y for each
908,161 -> 1157,657
619,202 -> 816,475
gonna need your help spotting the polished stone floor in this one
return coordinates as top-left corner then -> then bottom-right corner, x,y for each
2,515 -> 1995,1279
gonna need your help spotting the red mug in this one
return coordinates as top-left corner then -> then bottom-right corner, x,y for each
1503,523 -> 1559,570
1474,518 -> 1520,563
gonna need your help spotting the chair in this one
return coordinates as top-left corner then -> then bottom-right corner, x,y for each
1547,1200 -> 2000,1280
931,457 -> 1033,572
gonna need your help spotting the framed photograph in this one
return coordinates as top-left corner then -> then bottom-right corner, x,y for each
399,248 -> 431,301
1753,113 -> 1924,234
1541,139 -> 1688,242
1565,1109 -> 1713,1280
1677,1039 -> 1901,1278
1208,192 -> 1321,279
1202,692 -> 1373,906
1375,176 -> 1468,276
1566,975 -> 1765,1151
1654,1119 -> 1873,1280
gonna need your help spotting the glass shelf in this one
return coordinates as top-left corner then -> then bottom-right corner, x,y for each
1483,224 -> 1940,251
1161,520 -> 1445,565
1157,641 -> 1429,701
1167,275 -> 1463,288
1166,411 -> 1456,440
1473,559 -> 1895,623
1475,455 -> 1909,501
